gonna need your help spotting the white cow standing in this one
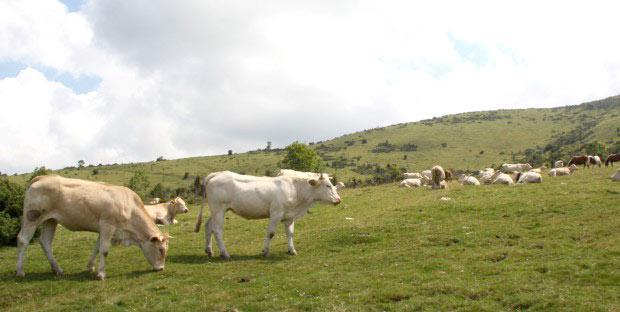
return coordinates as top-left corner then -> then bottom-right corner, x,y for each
194,171 -> 341,259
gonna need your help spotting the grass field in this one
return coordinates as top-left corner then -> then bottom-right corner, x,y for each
1,166 -> 618,311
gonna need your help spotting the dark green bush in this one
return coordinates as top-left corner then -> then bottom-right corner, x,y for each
0,179 -> 25,246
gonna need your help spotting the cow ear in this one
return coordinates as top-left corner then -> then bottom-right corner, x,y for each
150,236 -> 161,243
308,179 -> 318,186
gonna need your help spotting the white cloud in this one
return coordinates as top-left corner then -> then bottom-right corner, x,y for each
1,0 -> 620,174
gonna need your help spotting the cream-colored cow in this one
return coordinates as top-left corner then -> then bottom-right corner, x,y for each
145,197 -> 189,225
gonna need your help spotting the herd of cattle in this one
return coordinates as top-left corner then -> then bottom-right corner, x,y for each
13,153 -> 620,280
399,154 -> 620,188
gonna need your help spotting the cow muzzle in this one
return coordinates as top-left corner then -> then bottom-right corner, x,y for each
333,198 -> 341,205
183,208 -> 189,213
153,266 -> 164,272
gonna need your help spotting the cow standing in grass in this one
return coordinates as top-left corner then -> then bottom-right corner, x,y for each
194,171 -> 341,259
605,154 -> 620,167
16,175 -> 169,280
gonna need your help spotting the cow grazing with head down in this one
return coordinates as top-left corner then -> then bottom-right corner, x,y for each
431,166 -> 447,189
16,175 -> 169,280
144,197 -> 189,225
568,155 -> 589,168
194,171 -> 341,259
588,155 -> 602,168
606,154 -> 620,167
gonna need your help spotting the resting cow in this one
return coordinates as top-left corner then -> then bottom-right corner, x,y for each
144,197 -> 189,225
458,174 -> 480,185
491,171 -> 514,185
16,175 -> 169,280
500,163 -> 532,173
194,171 -> 341,259
516,171 -> 542,184
548,164 -> 578,176
399,178 -> 422,188
403,172 -> 422,179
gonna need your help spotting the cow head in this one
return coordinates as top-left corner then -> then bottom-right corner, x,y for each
568,164 -> 578,172
170,197 -> 189,214
308,173 -> 341,205
524,163 -> 533,171
140,234 -> 169,271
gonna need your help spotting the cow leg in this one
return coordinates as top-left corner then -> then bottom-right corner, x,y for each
96,224 -> 115,280
39,219 -> 63,276
86,236 -> 100,273
262,210 -> 284,257
204,217 -> 214,257
284,220 -> 297,256
15,220 -> 39,277
211,211 -> 230,260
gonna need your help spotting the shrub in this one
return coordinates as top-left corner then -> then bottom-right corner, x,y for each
92,169 -> 99,175
127,171 -> 150,200
0,179 -> 25,246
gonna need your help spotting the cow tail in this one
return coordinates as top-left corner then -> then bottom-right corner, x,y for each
194,173 -> 217,233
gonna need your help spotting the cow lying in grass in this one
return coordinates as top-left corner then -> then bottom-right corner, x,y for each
16,175 -> 169,280
195,171 -> 341,259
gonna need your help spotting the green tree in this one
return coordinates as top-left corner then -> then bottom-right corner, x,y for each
280,142 -> 323,172
127,171 -> 150,200
77,160 -> 85,169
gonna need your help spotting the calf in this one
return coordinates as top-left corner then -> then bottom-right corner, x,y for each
399,178 -> 422,188
145,197 -> 189,225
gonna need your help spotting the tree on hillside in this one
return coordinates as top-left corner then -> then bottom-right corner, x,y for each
127,171 -> 150,200
280,142 -> 323,172
78,160 -> 85,169
28,166 -> 51,184
266,141 -> 272,151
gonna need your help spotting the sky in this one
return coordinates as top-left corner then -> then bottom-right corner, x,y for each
1,0 -> 620,174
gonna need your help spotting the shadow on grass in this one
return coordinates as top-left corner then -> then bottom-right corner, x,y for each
3,269 -> 157,282
167,253 -> 289,264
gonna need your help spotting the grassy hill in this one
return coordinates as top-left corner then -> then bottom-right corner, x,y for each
1,167 -> 618,311
6,95 -> 620,193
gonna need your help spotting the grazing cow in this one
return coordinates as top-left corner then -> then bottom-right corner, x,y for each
516,171 -> 542,184
605,153 -> 620,167
500,163 -> 532,173
194,171 -> 341,259
478,168 -> 495,184
145,197 -> 189,225
611,169 -> 620,181
148,198 -> 161,205
554,160 -> 564,168
458,174 -> 480,185
548,164 -> 578,176
399,178 -> 422,188
568,155 -> 589,168
491,171 -> 514,185
16,175 -> 169,280
431,166 -> 446,189
403,172 -> 422,179
335,182 -> 345,189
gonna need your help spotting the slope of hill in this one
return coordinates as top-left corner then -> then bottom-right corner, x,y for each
6,95 -> 620,193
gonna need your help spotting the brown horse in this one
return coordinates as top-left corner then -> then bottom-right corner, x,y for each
606,153 -> 620,167
568,155 -> 589,168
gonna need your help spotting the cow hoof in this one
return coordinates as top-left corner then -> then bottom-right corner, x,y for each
262,251 -> 270,257
16,271 -> 25,278
54,270 -> 64,277
96,273 -> 106,280
205,249 -> 213,257
220,254 -> 231,261
287,250 -> 298,256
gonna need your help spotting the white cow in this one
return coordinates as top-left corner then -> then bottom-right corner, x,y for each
611,169 -> 620,182
194,171 -> 341,259
458,175 -> 480,185
478,168 -> 495,184
16,175 -> 169,280
516,171 -> 542,184
491,171 -> 514,185
420,170 -> 432,184
144,197 -> 189,225
399,178 -> 422,188
554,160 -> 564,168
548,164 -> 578,176
500,163 -> 533,173
403,172 -> 422,179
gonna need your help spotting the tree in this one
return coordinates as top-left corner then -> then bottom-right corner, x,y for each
266,141 -> 272,151
228,150 -> 233,156
156,156 -> 166,161
28,166 -> 51,184
78,160 -> 85,169
280,142 -> 323,172
127,171 -> 150,200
